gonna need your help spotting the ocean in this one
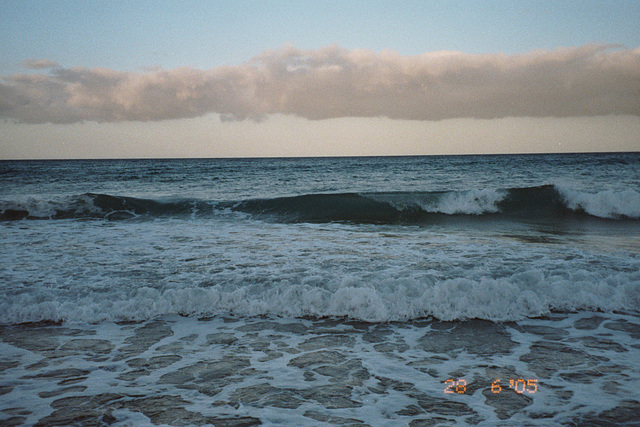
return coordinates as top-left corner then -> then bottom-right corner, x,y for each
1,153 -> 639,426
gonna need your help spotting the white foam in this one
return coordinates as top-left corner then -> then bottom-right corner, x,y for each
375,189 -> 506,215
2,266 -> 638,324
1,211 -> 639,325
425,189 -> 505,215
558,186 -> 640,219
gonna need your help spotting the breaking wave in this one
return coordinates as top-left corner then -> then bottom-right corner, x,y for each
2,185 -> 639,222
1,268 -> 639,324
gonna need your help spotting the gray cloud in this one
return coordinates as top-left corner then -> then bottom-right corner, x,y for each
21,59 -> 60,69
1,44 -> 639,124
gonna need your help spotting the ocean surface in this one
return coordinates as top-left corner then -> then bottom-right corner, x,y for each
1,153 -> 639,425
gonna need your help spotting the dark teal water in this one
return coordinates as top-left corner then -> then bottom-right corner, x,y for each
1,153 -> 639,425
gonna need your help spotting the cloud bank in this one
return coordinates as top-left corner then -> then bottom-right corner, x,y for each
1,44 -> 639,124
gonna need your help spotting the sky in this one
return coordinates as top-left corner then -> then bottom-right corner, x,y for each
1,0 -> 639,159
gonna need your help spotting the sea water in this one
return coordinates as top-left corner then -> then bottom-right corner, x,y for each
1,153 -> 639,425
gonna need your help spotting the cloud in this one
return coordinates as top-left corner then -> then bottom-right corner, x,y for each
21,59 -> 60,69
1,44 -> 639,124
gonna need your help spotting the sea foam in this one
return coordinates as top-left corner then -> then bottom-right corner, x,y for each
558,186 -> 640,219
2,266 -> 638,324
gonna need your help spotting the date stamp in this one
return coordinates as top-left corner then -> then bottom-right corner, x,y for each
444,378 -> 538,395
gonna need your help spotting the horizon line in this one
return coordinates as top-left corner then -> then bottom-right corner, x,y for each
2,150 -> 638,162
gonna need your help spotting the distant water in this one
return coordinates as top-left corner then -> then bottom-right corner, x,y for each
1,153 -> 639,425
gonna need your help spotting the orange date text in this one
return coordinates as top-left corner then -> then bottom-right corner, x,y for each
443,378 -> 538,394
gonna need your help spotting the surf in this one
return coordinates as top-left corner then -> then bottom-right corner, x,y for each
2,184 -> 639,223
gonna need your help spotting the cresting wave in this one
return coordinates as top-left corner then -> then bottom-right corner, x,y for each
1,185 -> 639,222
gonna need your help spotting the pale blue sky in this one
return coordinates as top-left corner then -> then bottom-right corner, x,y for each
2,0 -> 639,73
1,1 -> 639,159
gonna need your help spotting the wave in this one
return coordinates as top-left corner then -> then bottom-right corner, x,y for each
232,185 -> 640,223
1,268 -> 638,324
2,185 -> 640,222
0,193 -> 217,221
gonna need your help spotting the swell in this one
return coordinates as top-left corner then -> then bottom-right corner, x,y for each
231,185 -> 640,223
1,185 -> 639,222
0,193 -> 216,221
